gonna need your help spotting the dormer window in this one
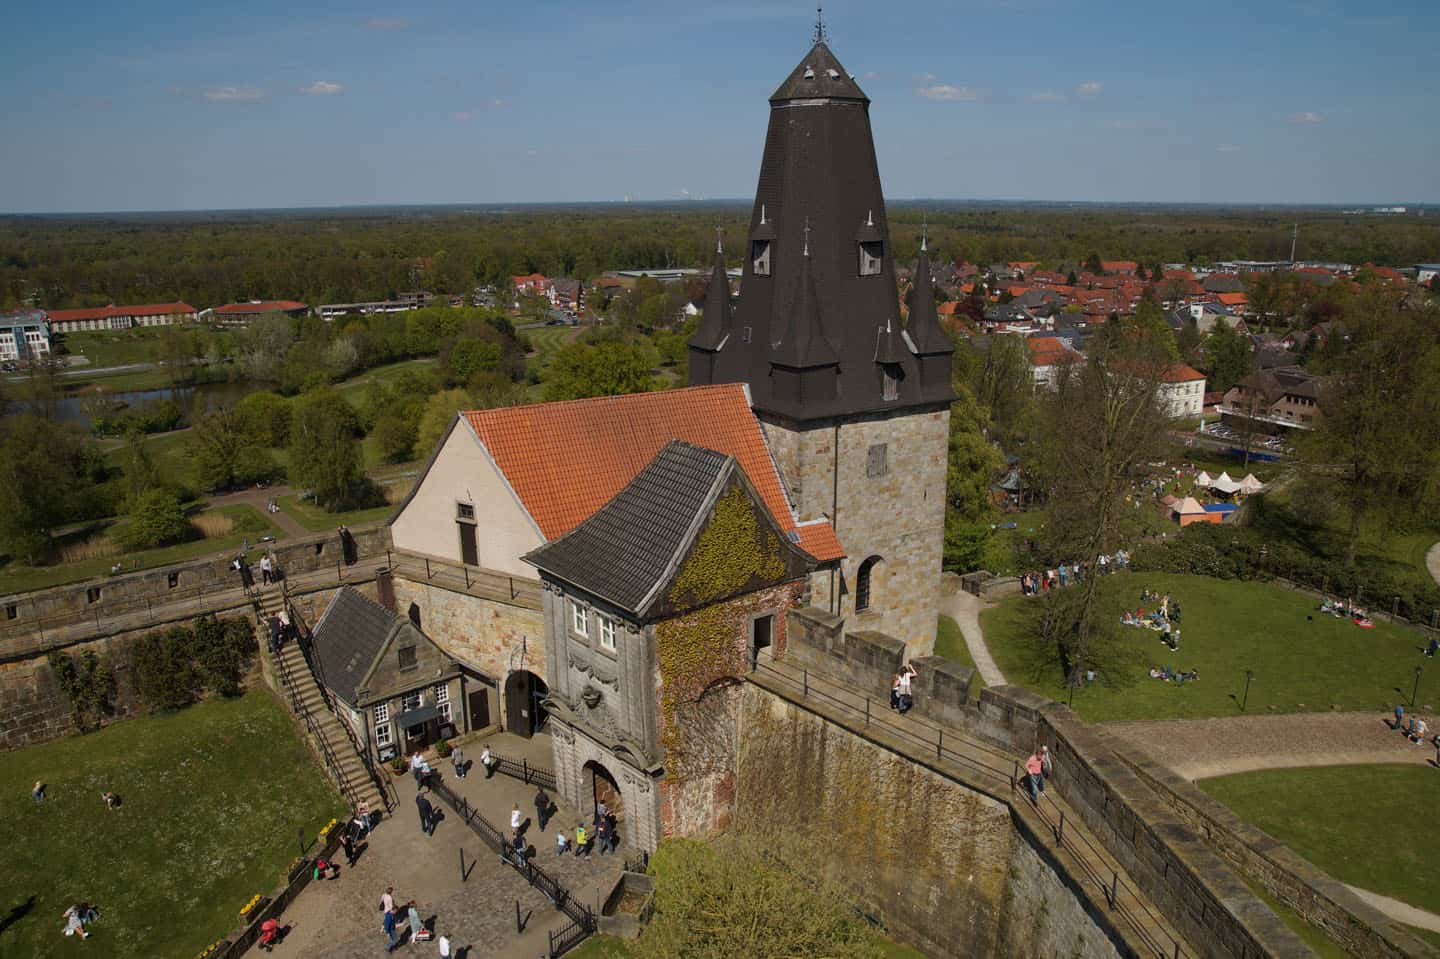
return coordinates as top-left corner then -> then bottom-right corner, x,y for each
859,240 -> 883,276
751,240 -> 772,277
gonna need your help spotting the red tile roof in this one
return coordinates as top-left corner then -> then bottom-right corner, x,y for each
1026,336 -> 1070,367
47,301 -> 197,322
461,384 -> 843,562
1102,260 -> 1138,273
1215,292 -> 1248,307
212,300 -> 307,314
1159,363 -> 1206,383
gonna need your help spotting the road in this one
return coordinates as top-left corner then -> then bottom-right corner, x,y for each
2,360 -> 160,384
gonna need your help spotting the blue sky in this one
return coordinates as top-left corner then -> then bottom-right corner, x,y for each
2,0 -> 1436,212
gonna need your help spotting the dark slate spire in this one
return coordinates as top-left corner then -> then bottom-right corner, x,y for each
905,228 -> 953,357
690,35 -> 954,423
689,228 -> 732,353
772,221 -> 838,369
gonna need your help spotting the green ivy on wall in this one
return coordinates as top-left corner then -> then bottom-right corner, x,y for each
669,485 -> 787,611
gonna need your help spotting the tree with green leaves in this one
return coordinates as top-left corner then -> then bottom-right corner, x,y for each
288,389 -> 372,510
114,489 -> 191,550
1084,252 -> 1103,274
188,406 -> 270,492
542,339 -> 657,401
1028,327 -> 1173,688
415,388 -> 473,459
943,392 -> 1004,572
232,390 -> 292,447
118,427 -> 160,506
47,650 -> 115,731
1300,294 -> 1440,565
0,415 -> 100,563
1201,318 -> 1253,393
373,413 -> 417,463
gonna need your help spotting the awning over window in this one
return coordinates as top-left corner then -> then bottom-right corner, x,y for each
398,705 -> 440,729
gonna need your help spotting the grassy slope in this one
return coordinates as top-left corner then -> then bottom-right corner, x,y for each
0,691 -> 343,959
934,615 -> 986,690
981,572 -> 1431,722
276,493 -> 396,532
1200,765 -> 1440,916
0,504 -> 282,594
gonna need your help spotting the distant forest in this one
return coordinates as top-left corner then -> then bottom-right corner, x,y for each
2,203 -> 1437,311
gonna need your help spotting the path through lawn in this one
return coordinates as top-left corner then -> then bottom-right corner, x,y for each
0,690 -> 342,959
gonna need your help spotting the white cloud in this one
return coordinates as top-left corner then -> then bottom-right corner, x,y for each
204,86 -> 263,102
364,16 -> 408,30
918,84 -> 982,102
1287,111 -> 1324,124
1028,91 -> 1064,103
1076,81 -> 1103,97
301,80 -> 344,96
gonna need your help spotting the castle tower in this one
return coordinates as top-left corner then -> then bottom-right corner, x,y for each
688,36 -> 954,656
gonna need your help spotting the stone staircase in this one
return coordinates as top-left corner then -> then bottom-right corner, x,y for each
255,587 -> 385,815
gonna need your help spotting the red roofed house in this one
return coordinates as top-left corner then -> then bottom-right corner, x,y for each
1156,363 -> 1207,419
46,301 -> 198,334
1214,291 -> 1248,311
1025,334 -> 1077,388
204,300 -> 309,328
1101,260 -> 1139,275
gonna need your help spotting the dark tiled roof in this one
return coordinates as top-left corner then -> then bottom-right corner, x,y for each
693,39 -> 954,422
523,441 -> 732,615
689,243 -> 733,352
906,246 -> 953,356
312,587 -> 409,705
770,41 -> 868,103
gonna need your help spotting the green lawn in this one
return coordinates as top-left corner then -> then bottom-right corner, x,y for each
0,504 -> 282,594
980,573 -> 1433,722
982,509 -> 1049,576
331,357 -> 437,404
567,930 -> 928,958
935,615 -> 985,690
1200,765 -> 1440,916
0,691 -> 343,959
277,492 -> 396,532
61,329 -> 167,368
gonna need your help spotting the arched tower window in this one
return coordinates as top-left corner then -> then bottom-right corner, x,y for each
855,555 -> 883,612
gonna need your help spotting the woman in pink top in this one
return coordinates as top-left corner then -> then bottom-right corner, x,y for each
1024,752 -> 1045,804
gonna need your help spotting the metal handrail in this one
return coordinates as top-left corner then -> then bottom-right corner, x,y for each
750,658 -> 1189,959
281,585 -> 399,812
260,596 -> 361,811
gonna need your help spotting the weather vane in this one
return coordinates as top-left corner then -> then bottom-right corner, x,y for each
813,4 -> 827,43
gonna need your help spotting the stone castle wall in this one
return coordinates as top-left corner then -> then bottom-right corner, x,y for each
734,682 -> 1124,959
761,407 -> 949,659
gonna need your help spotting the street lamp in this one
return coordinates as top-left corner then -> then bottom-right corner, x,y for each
1241,670 -> 1254,712
1413,665 -> 1423,709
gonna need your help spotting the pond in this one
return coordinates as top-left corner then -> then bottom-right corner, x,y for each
16,381 -> 256,427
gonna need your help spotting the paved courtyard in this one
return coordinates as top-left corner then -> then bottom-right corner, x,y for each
266,731 -> 623,959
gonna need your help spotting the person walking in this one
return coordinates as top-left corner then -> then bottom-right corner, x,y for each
556,829 -> 570,857
406,902 -> 424,946
594,800 -> 608,827
416,793 -> 434,836
260,553 -> 274,585
383,904 -> 398,953
595,817 -> 611,856
1039,745 -> 1053,791
511,831 -> 528,864
480,744 -> 494,778
510,804 -> 522,833
451,745 -> 464,780
896,663 -> 916,715
1024,751 -> 1044,805
438,933 -> 451,958
341,831 -> 357,867
575,822 -> 589,858
535,786 -> 551,831
410,751 -> 426,787
1395,703 -> 1406,731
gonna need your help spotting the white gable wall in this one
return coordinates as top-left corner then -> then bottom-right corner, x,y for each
389,417 -> 544,577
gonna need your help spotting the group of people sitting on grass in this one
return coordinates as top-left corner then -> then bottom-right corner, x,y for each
1148,665 -> 1199,685
1121,589 -> 1182,650
1317,597 -> 1374,628
1391,706 -> 1439,761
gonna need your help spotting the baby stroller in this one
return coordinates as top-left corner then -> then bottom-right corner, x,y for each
258,918 -> 280,953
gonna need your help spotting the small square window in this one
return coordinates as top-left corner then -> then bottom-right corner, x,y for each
599,616 -> 616,652
86,587 -> 101,605
457,502 -> 475,521
882,367 -> 900,401
167,572 -> 179,589
5,604 -> 16,621
398,645 -> 417,672
314,542 -> 325,556
866,443 -> 889,478
572,602 -> 589,637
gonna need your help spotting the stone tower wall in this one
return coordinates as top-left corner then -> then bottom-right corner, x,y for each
761,405 -> 949,658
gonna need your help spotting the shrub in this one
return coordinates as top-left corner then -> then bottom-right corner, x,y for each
113,490 -> 193,551
434,740 -> 453,758
129,614 -> 257,712
47,650 -> 115,731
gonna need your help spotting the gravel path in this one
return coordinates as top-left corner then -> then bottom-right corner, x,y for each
1102,711 -> 1435,781
1345,886 -> 1440,934
939,587 -> 1007,686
